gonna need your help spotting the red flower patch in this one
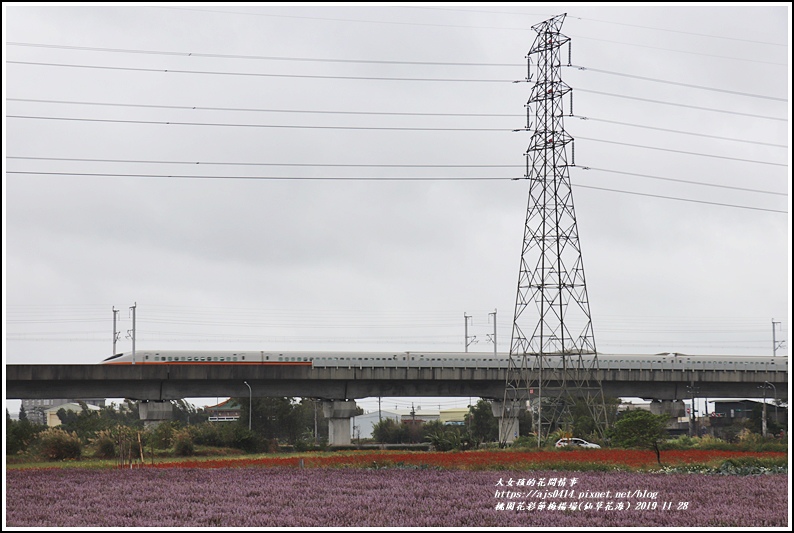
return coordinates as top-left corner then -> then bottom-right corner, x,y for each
144,448 -> 785,470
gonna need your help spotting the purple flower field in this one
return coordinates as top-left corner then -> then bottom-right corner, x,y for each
5,468 -> 788,527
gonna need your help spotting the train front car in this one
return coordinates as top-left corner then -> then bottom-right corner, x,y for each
101,352 -> 131,364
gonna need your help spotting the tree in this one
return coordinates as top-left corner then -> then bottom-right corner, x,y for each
748,403 -> 782,437
465,400 -> 498,443
233,396 -> 325,444
170,399 -> 209,425
6,409 -> 45,454
424,420 -> 475,451
57,403 -> 105,441
372,418 -> 404,443
610,409 -> 669,465
19,404 -> 28,421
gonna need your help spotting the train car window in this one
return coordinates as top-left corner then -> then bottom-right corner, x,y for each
242,356 -> 245,361
187,357 -> 192,362
167,357 -> 172,361
265,356 -> 269,360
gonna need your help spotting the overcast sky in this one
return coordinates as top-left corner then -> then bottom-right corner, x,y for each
3,4 -> 790,414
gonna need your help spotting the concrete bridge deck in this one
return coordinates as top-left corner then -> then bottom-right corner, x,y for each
6,363 -> 788,402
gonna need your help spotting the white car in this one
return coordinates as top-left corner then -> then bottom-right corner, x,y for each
555,438 -> 601,449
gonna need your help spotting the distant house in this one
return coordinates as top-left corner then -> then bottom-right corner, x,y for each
439,408 -> 469,425
712,400 -> 786,424
351,410 -> 401,439
21,398 -> 105,425
44,402 -> 101,427
394,408 -> 440,429
205,399 -> 241,422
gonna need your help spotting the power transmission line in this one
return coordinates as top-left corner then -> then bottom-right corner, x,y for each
8,155 -> 519,168
576,136 -> 787,167
6,42 -> 522,67
8,60 -> 787,100
568,65 -> 786,101
6,115 -> 509,131
572,167 -> 785,196
6,117 -> 788,166
8,157 -> 787,196
6,171 -> 507,181
6,171 -> 785,213
407,6 -> 788,46
8,98 -> 785,145
6,98 -> 519,118
570,116 -> 786,148
571,183 -> 785,214
576,89 -> 785,121
7,61 -> 512,83
9,32 -> 786,66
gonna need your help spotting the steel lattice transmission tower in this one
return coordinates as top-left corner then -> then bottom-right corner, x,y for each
501,13 -> 608,446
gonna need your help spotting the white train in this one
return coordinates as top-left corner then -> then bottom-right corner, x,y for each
101,350 -> 788,372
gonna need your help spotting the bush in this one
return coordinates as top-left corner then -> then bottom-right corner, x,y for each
150,421 -> 176,449
173,428 -> 195,456
511,435 -> 540,449
662,435 -> 696,450
229,425 -> 264,453
426,425 -> 475,451
6,417 -> 45,455
191,422 -> 225,447
90,429 -> 117,459
37,428 -> 82,461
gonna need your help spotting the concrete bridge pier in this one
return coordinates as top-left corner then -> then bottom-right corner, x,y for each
649,399 -> 686,417
138,400 -> 173,429
490,400 -> 520,444
322,400 -> 358,446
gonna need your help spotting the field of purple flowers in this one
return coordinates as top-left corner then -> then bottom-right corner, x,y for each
5,468 -> 788,527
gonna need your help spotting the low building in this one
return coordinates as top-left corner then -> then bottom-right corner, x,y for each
205,399 -> 242,422
44,402 -> 101,427
439,408 -> 469,425
395,408 -> 440,425
712,400 -> 787,425
21,398 -> 105,425
351,410 -> 401,439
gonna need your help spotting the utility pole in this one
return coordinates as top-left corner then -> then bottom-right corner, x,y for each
128,302 -> 137,365
411,403 -> 417,443
314,399 -> 318,445
686,384 -> 699,438
464,313 -> 476,352
244,381 -> 252,431
488,309 -> 497,356
759,383 -> 768,438
772,319 -> 784,356
112,306 -> 120,355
